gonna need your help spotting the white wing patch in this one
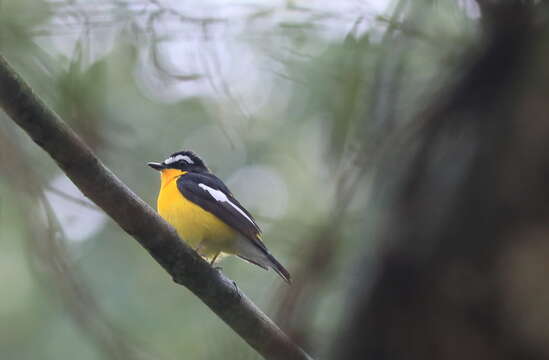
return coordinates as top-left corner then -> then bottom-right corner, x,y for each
198,183 -> 256,225
164,154 -> 194,165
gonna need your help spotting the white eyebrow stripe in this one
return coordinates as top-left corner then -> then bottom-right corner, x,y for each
164,154 -> 194,165
198,183 -> 256,225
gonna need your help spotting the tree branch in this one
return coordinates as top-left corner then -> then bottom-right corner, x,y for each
0,54 -> 312,360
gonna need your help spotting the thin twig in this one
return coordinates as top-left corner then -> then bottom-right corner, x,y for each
45,184 -> 102,211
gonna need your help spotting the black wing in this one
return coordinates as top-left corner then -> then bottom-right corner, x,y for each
177,172 -> 266,250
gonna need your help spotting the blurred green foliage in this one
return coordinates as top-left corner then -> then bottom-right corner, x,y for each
0,1 -> 478,359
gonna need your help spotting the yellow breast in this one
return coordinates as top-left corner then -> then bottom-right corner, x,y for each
156,169 -> 237,258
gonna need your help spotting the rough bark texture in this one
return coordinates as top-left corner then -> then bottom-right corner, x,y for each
0,55 -> 311,360
333,2 -> 549,360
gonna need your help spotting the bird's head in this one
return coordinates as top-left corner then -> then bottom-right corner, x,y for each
148,150 -> 209,174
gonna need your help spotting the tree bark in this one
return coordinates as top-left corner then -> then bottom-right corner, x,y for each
0,55 -> 311,360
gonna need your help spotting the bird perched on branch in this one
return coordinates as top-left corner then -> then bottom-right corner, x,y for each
148,150 -> 291,282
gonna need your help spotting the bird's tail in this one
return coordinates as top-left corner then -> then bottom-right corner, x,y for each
264,252 -> 291,283
238,249 -> 291,283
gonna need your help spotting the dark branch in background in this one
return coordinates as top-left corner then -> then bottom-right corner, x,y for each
333,2 -> 549,360
0,55 -> 312,360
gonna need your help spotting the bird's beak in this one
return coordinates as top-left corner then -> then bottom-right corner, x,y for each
148,162 -> 165,171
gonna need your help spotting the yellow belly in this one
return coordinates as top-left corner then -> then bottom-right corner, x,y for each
157,173 -> 237,259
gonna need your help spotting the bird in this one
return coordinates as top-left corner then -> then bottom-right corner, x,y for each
148,150 -> 291,283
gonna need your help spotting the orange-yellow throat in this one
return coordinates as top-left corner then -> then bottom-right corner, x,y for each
156,169 -> 237,260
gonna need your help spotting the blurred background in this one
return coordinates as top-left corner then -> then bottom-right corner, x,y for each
3,0 -> 534,359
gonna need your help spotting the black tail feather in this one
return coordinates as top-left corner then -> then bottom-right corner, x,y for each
265,252 -> 291,283
238,253 -> 291,283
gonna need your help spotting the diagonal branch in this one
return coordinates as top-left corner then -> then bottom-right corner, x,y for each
0,54 -> 312,360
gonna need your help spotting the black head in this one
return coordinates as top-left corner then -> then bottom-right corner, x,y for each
148,150 -> 209,173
